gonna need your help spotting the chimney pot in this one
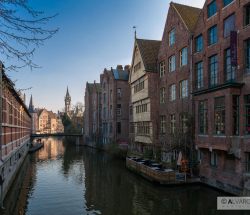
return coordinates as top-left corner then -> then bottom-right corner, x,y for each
116,65 -> 123,71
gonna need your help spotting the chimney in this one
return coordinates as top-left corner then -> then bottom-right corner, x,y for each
124,65 -> 130,71
116,65 -> 123,71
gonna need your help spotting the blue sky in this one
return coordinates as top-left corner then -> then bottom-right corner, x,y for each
9,0 -> 204,112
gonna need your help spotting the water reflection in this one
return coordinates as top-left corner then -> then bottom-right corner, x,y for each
1,137 -> 248,215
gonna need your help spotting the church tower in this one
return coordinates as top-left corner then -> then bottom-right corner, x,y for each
65,86 -> 71,115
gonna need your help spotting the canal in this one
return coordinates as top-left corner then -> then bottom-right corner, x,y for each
1,137 -> 247,215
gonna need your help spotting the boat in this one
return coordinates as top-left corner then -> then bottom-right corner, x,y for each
29,142 -> 44,153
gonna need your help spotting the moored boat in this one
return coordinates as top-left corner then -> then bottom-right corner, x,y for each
29,142 -> 44,153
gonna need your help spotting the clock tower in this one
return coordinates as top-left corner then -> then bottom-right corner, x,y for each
65,86 -> 71,116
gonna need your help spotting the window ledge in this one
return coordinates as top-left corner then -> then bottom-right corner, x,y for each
207,13 -> 218,21
198,134 -> 209,137
222,0 -> 235,10
207,43 -> 217,48
213,135 -> 226,138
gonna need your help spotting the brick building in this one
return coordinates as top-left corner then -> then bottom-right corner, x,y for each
158,3 -> 201,164
193,0 -> 250,194
37,109 -> 61,134
84,82 -> 102,146
0,67 -> 32,200
129,38 -> 161,158
100,65 -> 130,147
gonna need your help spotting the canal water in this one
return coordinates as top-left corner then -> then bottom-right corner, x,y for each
1,137 -> 248,215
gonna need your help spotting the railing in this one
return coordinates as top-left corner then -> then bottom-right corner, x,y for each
31,133 -> 83,137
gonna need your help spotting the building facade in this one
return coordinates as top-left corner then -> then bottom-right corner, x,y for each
0,68 -> 32,200
37,109 -> 62,134
158,3 -> 201,164
100,65 -> 130,147
84,82 -> 102,146
193,0 -> 250,195
129,38 -> 161,158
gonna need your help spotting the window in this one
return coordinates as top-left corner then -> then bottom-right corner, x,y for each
199,100 -> 208,134
169,55 -> 176,72
129,105 -> 133,115
169,84 -> 176,101
224,48 -> 236,81
117,88 -> 122,98
245,39 -> 250,73
195,35 -> 203,52
207,0 -> 217,18
170,114 -> 176,134
244,3 -> 250,26
135,104 -> 147,113
232,95 -> 239,136
130,123 -> 135,134
109,123 -> 113,133
208,25 -> 218,45
117,122 -> 121,134
180,47 -> 188,66
224,14 -> 235,38
160,87 -> 165,104
134,62 -> 141,72
169,29 -> 175,46
245,95 -> 250,134
110,90 -> 112,102
224,0 -> 233,7
134,78 -> 145,93
180,114 -> 188,134
180,80 -> 188,98
110,105 -> 113,118
116,104 -> 121,116
210,151 -> 218,167
103,107 -> 106,119
209,55 -> 218,87
159,61 -> 166,77
196,61 -> 204,89
214,97 -> 225,135
160,115 -> 166,134
136,122 -> 150,135
103,93 -> 106,104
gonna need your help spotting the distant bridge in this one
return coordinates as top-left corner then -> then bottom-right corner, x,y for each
31,133 -> 83,138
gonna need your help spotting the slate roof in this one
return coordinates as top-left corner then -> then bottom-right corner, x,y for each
136,39 -> 161,72
112,69 -> 129,81
171,2 -> 201,32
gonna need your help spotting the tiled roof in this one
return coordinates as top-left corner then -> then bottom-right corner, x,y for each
171,2 -> 201,32
136,39 -> 161,72
112,69 -> 129,81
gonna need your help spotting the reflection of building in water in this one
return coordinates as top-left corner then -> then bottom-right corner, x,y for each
2,155 -> 36,215
38,138 -> 65,160
83,150 -> 134,214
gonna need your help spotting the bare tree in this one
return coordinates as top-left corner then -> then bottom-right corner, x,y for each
0,0 -> 58,71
